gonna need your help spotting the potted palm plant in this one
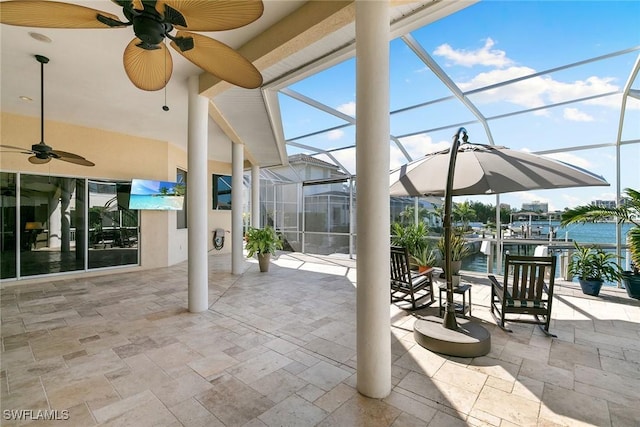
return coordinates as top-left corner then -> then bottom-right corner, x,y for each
412,245 -> 438,273
561,188 -> 640,299
391,222 -> 430,269
437,231 -> 470,275
567,242 -> 622,296
245,226 -> 283,272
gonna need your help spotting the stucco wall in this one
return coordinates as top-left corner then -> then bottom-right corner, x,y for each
1,112 -> 236,274
208,160 -> 233,254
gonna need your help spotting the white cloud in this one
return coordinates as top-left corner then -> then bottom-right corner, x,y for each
560,194 -> 584,210
543,152 -> 592,169
457,68 -> 625,111
437,39 -> 628,112
457,66 -> 546,105
563,107 -> 594,122
336,101 -> 356,117
547,76 -> 620,105
330,148 -> 356,175
434,38 -> 513,68
327,129 -> 344,140
390,133 -> 451,170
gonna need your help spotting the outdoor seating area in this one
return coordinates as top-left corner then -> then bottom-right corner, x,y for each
390,246 -> 435,310
489,255 -> 557,337
2,251 -> 640,426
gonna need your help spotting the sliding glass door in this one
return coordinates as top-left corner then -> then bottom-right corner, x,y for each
1,172 -> 17,279
0,173 -> 139,280
19,174 -> 86,276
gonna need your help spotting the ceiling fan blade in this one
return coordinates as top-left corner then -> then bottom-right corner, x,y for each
0,1 -> 124,28
110,0 -> 144,14
160,0 -> 263,31
171,31 -> 262,89
0,144 -> 34,153
56,156 -> 95,167
28,156 -> 50,165
50,150 -> 85,160
123,38 -> 173,91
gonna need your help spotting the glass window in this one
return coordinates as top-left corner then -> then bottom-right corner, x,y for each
1,172 -> 17,279
212,174 -> 231,210
88,179 -> 139,269
177,168 -> 187,229
20,174 -> 86,276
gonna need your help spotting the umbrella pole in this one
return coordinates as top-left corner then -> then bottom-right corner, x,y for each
443,128 -> 467,330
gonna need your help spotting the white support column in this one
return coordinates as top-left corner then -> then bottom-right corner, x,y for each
187,75 -> 209,313
48,192 -> 61,249
232,142 -> 244,274
251,164 -> 260,228
355,0 -> 391,398
60,180 -> 72,253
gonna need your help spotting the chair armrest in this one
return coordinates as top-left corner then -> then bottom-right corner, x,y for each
488,275 -> 503,291
411,267 -> 433,280
488,274 -> 500,286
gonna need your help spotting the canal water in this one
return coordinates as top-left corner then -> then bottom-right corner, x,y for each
462,221 -> 634,284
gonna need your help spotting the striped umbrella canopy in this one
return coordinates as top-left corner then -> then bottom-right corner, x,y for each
390,143 -> 609,197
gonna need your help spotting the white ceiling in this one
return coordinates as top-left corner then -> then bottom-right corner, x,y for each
0,1 -> 466,166
0,0 -> 305,164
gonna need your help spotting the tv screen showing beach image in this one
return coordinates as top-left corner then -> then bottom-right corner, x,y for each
129,179 -> 185,210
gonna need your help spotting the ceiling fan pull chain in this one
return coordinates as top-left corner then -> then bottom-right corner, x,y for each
162,38 -> 169,111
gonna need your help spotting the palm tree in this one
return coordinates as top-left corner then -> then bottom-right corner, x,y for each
399,204 -> 431,225
454,200 -> 476,231
561,188 -> 639,273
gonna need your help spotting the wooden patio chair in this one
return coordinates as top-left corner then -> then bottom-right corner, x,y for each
489,255 -> 557,336
390,246 -> 434,310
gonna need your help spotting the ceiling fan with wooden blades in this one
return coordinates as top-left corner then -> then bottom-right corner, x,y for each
0,55 -> 95,166
0,0 -> 264,91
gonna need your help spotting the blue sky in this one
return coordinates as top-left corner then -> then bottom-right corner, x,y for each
278,1 -> 640,212
131,179 -> 179,196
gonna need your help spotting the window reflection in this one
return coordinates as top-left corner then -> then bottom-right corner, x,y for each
19,175 -> 86,276
1,172 -> 17,279
88,180 -> 139,269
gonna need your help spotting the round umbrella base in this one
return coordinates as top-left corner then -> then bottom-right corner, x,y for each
414,316 -> 491,358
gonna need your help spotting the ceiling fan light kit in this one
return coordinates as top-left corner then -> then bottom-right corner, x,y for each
0,0 -> 265,91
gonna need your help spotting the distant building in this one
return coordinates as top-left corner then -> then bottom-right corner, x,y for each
594,199 -> 616,209
521,201 -> 548,213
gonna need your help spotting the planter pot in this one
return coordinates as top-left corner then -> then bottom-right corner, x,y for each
451,260 -> 462,275
452,274 -> 461,288
578,278 -> 604,297
439,260 -> 462,279
621,271 -> 640,300
257,253 -> 271,272
418,265 -> 432,273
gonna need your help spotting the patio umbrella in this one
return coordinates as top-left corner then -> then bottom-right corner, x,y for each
390,128 -> 609,332
389,141 -> 609,197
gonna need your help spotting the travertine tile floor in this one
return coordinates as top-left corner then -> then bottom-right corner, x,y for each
1,251 -> 639,426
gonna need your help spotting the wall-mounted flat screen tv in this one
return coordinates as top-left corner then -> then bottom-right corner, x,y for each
129,179 -> 185,210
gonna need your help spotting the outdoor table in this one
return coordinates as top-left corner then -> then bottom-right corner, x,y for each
439,283 -> 472,317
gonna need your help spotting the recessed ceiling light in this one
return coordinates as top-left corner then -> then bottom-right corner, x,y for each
19,96 -> 33,102
29,32 -> 51,43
